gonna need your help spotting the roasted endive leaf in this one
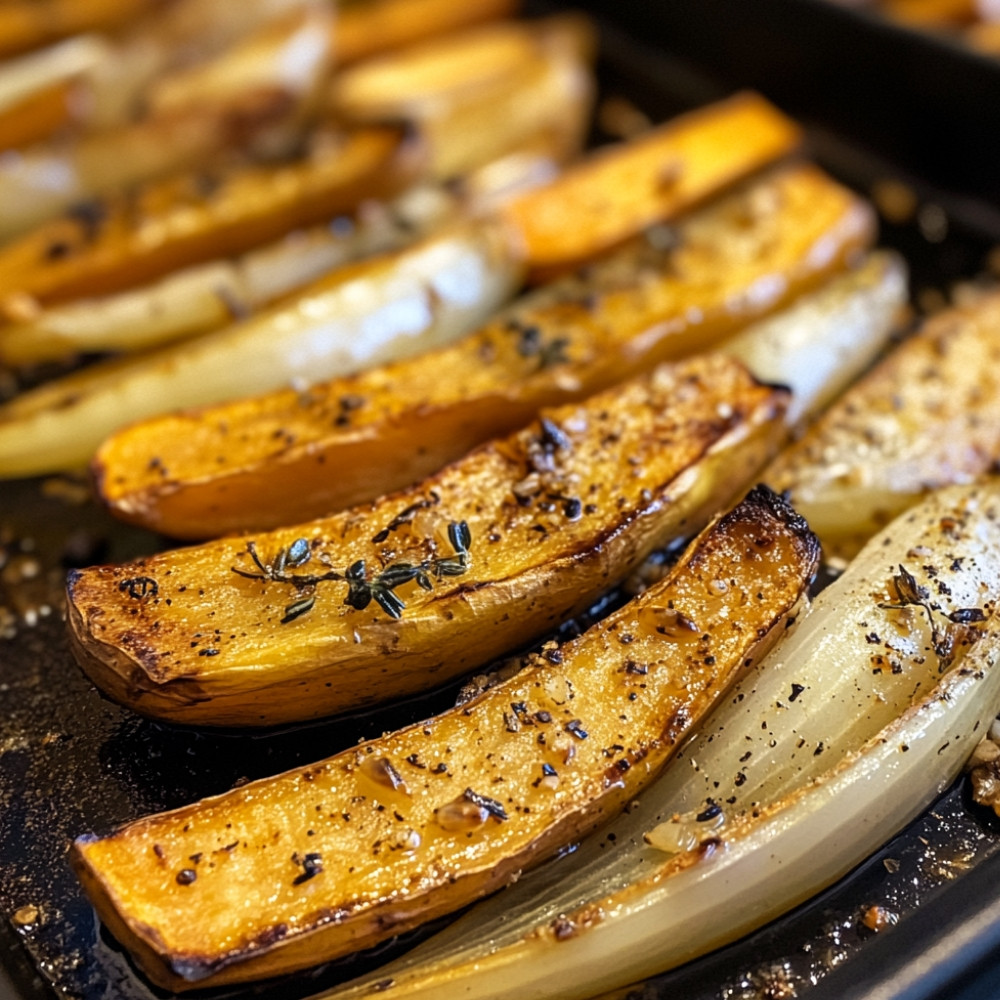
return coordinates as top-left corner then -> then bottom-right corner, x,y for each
67,355 -> 789,727
71,485 -> 819,991
330,483 -> 1000,1000
765,289 -> 1000,556
329,13 -> 596,180
94,162 -> 874,538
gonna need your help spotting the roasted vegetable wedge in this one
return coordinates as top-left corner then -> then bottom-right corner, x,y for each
140,6 -> 333,123
335,483 -> 1000,1000
71,486 -> 819,991
723,250 -> 906,427
94,162 -> 875,537
0,219 -> 520,477
336,0 -> 520,65
330,14 -> 595,180
0,185 -> 462,364
0,34 -> 108,149
0,6 -> 335,237
80,0 -> 321,131
765,290 -> 1000,556
0,0 -> 155,58
499,91 -> 802,279
67,356 -> 789,727
0,124 -> 423,308
0,84 -> 331,244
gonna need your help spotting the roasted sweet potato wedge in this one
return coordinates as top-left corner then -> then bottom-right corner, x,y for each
335,0 -> 520,65
95,162 -> 874,538
67,355 -> 789,727
499,91 -> 803,280
71,485 -> 819,991
764,290 -> 1000,556
0,124 -> 424,308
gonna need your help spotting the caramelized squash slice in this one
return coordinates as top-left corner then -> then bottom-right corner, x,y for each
68,356 -> 789,727
0,125 -> 424,308
764,290 -> 1000,557
499,91 -> 802,280
0,0 -> 155,59
336,0 -> 520,65
0,76 -> 78,150
0,34 -> 109,149
71,485 -> 819,991
96,162 -> 874,538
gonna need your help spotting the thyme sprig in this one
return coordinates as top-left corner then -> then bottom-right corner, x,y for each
232,520 -> 472,623
880,563 -> 987,670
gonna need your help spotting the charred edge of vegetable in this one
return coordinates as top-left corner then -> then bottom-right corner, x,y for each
723,485 -> 820,569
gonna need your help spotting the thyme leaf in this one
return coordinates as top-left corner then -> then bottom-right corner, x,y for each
879,563 -> 987,671
232,522 -> 473,624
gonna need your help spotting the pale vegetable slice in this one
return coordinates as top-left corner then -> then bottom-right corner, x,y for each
82,0 -> 317,130
0,8 -> 333,239
92,162 -> 874,538
395,17 -> 595,182
330,14 -> 595,180
71,486 -> 820,990
0,220 -> 521,477
331,16 -> 588,118
723,249 -> 907,426
0,2 -> 315,147
0,186 -> 462,364
764,289 -> 1000,557
0,103 -> 307,245
329,483 -> 1000,1000
141,5 -> 333,122
67,355 -> 790,727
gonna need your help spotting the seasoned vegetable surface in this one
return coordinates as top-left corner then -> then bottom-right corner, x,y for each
95,162 -> 873,537
765,289 -> 1000,555
71,486 -> 819,991
67,356 -> 789,726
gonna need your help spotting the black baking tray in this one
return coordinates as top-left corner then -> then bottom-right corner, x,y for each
5,5 -> 1000,1000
